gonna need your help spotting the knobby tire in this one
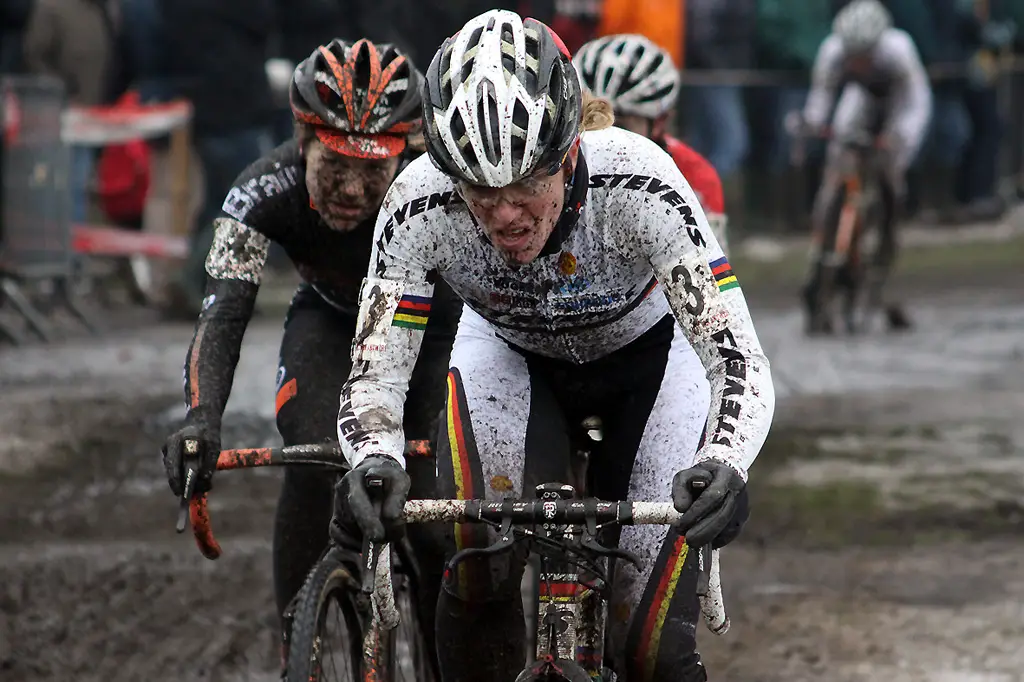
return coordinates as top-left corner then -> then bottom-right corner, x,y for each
285,549 -> 434,682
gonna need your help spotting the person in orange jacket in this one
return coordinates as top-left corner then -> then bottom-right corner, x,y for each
540,0 -> 684,64
573,33 -> 729,253
596,0 -> 684,66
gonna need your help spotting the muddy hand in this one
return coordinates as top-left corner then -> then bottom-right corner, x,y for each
671,460 -> 745,547
162,421 -> 221,498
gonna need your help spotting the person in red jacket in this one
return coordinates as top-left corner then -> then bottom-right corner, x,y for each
573,33 -> 729,253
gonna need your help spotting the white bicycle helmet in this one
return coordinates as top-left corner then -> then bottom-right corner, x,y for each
422,10 -> 582,187
833,0 -> 892,54
573,34 -> 680,119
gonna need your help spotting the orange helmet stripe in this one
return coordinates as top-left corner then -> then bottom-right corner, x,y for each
292,110 -> 324,126
318,45 -> 354,129
350,39 -> 382,129
363,53 -> 406,129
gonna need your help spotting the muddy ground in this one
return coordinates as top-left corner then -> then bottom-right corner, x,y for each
2,239 -> 1024,682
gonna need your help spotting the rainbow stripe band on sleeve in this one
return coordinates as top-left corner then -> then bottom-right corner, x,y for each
710,256 -> 740,292
393,294 -> 431,330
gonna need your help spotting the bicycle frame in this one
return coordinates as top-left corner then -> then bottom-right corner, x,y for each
525,484 -> 609,682
832,139 -> 883,265
792,126 -> 888,334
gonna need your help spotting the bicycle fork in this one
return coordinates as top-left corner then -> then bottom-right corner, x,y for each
524,483 -> 614,682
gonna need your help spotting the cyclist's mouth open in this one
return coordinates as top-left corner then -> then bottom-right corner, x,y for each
493,224 -> 535,253
326,203 -> 369,221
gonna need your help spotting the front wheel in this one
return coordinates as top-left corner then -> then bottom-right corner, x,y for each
806,180 -> 860,336
285,548 -> 434,682
286,549 -> 364,682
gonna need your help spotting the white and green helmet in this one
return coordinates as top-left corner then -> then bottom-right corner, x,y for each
422,10 -> 582,188
833,0 -> 893,54
573,34 -> 680,119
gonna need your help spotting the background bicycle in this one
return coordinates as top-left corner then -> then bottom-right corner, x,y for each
791,127 -> 892,335
177,441 -> 435,682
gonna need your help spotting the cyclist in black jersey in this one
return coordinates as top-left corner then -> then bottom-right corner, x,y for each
160,38 -> 459,648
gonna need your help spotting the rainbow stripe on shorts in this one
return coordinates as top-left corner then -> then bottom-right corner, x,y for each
392,294 -> 431,330
710,256 -> 739,292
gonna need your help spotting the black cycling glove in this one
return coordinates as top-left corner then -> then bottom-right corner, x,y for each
337,454 -> 411,542
672,459 -> 747,548
162,414 -> 221,497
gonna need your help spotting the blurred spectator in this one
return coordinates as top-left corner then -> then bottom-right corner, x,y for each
277,0 -> 348,64
885,0 -> 940,63
1,0 -> 34,73
910,0 -> 969,216
332,1 -> 524,70
119,0 -> 170,103
161,0 -> 276,316
754,0 -> 832,172
1006,0 -> 1024,198
537,0 -> 601,54
23,0 -> 122,223
595,0 -> 683,64
683,0 -> 757,198
749,0 -> 832,230
953,0 -> 1016,221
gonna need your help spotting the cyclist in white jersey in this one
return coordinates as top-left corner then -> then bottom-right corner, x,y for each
335,10 -> 775,682
793,0 -> 931,330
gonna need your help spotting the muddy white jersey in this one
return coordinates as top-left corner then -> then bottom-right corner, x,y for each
338,126 -> 774,479
804,28 -> 931,154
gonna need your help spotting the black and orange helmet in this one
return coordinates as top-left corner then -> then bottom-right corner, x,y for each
290,38 -> 423,159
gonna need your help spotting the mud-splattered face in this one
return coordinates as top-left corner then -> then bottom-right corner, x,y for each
304,139 -> 399,231
458,155 -> 576,266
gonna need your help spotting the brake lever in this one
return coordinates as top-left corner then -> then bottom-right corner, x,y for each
176,438 -> 200,533
443,517 -> 514,584
685,478 -> 714,597
578,535 -> 643,572
360,477 -> 386,594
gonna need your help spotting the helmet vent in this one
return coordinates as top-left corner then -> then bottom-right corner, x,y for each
477,80 -> 502,166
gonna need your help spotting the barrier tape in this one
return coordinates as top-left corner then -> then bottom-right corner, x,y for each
61,100 -> 193,146
72,224 -> 188,259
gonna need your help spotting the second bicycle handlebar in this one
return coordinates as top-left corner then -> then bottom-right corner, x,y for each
183,442 -> 430,560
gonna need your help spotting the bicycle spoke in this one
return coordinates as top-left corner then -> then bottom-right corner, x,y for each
315,594 -> 356,682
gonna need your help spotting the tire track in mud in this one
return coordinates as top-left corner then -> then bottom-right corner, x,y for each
0,401 -> 286,681
1,322 -> 287,682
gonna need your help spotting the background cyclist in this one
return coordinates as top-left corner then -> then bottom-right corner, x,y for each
789,0 -> 932,332
159,38 -> 458,661
573,33 -> 730,254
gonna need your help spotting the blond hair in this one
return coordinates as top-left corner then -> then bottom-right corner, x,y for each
580,91 -> 615,132
406,123 -> 426,154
